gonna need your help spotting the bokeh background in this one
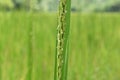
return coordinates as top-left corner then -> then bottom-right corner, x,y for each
0,0 -> 120,80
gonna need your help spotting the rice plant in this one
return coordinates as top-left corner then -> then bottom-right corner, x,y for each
0,52 -> 1,80
27,13 -> 33,80
54,0 -> 71,80
0,23 -> 2,80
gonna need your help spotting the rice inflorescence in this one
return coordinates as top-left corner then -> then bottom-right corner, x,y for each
54,0 -> 71,80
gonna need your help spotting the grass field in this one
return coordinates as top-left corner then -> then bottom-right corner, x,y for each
0,12 -> 120,80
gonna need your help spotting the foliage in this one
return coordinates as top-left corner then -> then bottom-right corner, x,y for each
0,0 -> 120,12
0,0 -> 13,7
0,12 -> 120,80
0,0 -> 14,10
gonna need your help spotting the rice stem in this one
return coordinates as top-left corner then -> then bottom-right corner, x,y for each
27,14 -> 33,80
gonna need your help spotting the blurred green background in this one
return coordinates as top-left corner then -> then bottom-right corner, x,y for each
0,0 -> 120,12
0,0 -> 120,80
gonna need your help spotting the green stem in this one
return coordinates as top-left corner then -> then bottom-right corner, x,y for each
0,53 -> 2,80
54,0 -> 71,80
27,14 -> 33,80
